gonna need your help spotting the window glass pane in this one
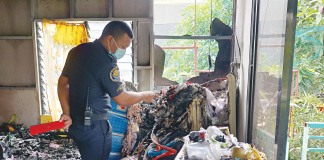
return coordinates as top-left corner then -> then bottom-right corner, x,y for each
154,0 -> 232,37
195,39 -> 219,72
196,0 -> 233,36
155,40 -> 194,83
251,0 -> 288,159
157,39 -> 228,83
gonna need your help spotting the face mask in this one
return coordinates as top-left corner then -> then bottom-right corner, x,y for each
107,38 -> 126,60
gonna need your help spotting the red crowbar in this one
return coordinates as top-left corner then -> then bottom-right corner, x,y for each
29,121 -> 65,136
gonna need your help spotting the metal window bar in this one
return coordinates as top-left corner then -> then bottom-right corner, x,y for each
35,22 -> 50,115
291,70 -> 299,98
287,70 -> 299,138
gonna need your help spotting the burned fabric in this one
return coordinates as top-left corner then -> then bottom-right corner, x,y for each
130,83 -> 230,159
122,103 -> 142,157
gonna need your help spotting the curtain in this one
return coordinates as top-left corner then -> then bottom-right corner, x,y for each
42,19 -> 89,121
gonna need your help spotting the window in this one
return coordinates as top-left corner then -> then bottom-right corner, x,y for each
154,0 -> 234,84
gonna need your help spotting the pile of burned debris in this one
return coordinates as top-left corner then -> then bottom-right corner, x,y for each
0,82 -> 231,160
120,82 -> 267,160
121,82 -> 229,159
0,122 -> 80,159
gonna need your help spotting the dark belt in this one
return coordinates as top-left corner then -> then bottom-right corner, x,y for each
71,113 -> 109,122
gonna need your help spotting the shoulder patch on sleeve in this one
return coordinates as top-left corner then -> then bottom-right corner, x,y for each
110,67 -> 120,82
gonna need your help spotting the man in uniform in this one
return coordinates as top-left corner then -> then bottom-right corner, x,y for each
57,21 -> 156,160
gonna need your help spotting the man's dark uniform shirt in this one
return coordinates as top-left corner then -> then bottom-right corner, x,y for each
60,40 -> 123,159
61,39 -> 123,117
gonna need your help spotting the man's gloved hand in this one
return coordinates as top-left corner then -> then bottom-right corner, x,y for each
59,113 -> 72,131
143,91 -> 158,103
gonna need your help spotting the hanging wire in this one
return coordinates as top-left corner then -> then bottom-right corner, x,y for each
208,0 -> 213,72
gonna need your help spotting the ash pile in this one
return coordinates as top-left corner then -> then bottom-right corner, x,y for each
0,122 -> 80,159
122,82 -> 229,159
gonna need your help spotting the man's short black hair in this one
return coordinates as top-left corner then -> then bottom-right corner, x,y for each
100,21 -> 133,40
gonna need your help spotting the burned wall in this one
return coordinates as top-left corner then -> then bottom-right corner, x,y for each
0,90 -> 39,126
0,0 -> 38,127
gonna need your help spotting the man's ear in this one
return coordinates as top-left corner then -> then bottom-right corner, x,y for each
106,35 -> 114,43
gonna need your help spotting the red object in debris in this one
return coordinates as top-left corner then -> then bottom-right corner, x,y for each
29,121 -> 65,136
169,94 -> 176,100
219,78 -> 227,83
144,127 -> 178,160
137,134 -> 178,160
152,140 -> 177,160
317,107 -> 323,111
200,132 -> 205,140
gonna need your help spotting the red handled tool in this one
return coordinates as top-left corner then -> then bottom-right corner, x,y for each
150,125 -> 177,160
29,121 -> 65,136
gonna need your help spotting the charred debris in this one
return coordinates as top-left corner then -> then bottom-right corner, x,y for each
0,122 -> 80,159
0,82 -> 229,160
122,82 -> 229,159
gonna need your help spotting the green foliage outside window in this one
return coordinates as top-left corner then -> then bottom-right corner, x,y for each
162,0 -> 233,83
293,0 -> 324,94
289,0 -> 324,159
288,93 -> 324,160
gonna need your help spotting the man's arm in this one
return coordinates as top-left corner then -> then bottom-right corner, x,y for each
58,76 -> 72,130
112,90 -> 156,106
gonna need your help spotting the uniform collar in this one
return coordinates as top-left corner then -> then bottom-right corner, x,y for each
94,39 -> 117,61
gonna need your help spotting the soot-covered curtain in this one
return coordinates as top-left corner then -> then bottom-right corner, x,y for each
42,19 -> 89,121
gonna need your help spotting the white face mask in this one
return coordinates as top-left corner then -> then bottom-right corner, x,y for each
107,38 -> 126,60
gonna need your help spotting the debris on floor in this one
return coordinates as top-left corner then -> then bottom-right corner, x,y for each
0,82 -> 267,160
0,122 -> 80,159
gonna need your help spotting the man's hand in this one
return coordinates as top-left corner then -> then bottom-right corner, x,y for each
143,91 -> 158,103
113,90 -> 158,106
59,113 -> 72,131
